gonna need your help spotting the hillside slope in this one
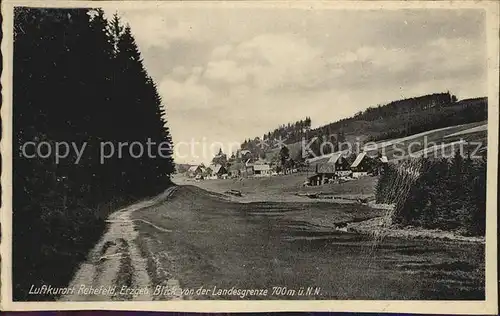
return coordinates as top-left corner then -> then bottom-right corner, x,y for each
262,96 -> 487,161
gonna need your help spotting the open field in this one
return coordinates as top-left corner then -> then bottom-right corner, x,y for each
130,185 -> 485,300
444,124 -> 487,138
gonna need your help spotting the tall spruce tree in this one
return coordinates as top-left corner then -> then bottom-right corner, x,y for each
112,22 -> 174,195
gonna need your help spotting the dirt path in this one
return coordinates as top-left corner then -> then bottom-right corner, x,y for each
60,187 -> 179,301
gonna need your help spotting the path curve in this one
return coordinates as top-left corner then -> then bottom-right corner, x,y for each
60,186 -> 179,301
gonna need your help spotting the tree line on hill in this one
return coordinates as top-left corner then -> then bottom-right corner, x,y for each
237,92 -> 486,161
13,8 -> 174,300
262,117 -> 312,143
353,92 -> 457,121
239,117 -> 311,158
365,97 -> 487,142
376,151 -> 487,236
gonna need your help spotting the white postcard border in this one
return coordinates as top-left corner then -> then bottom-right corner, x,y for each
1,1 -> 498,313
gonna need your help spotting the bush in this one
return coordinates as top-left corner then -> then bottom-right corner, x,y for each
375,153 -> 486,236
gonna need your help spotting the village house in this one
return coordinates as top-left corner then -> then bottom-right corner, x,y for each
253,164 -> 271,177
330,152 -> 352,177
207,164 -> 228,179
350,152 -> 375,178
187,165 -> 204,178
244,159 -> 271,177
307,152 -> 352,185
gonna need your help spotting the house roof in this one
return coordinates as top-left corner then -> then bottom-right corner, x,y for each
253,164 -> 270,171
327,152 -> 343,164
209,164 -> 224,174
380,156 -> 388,163
351,152 -> 367,168
306,149 -> 350,164
306,152 -> 336,164
187,165 -> 199,172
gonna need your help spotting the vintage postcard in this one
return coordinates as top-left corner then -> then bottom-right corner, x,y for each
1,0 -> 498,313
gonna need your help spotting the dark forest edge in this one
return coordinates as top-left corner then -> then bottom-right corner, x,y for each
13,8 -> 175,301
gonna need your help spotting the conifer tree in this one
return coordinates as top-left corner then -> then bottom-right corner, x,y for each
13,8 -> 176,300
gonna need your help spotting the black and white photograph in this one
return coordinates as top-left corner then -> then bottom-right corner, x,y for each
0,0 -> 498,313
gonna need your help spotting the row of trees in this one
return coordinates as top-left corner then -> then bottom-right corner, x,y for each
376,152 -> 487,236
13,8 -> 175,300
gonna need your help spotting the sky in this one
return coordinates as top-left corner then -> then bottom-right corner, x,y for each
104,7 -> 487,164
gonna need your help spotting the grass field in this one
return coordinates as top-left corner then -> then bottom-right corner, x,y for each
444,124 -> 487,138
131,186 -> 485,300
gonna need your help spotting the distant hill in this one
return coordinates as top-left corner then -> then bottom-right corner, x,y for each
238,92 -> 487,162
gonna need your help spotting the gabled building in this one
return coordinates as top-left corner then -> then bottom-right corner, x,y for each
350,152 -> 375,178
208,164 -> 228,179
187,165 -> 204,178
312,152 -> 352,184
328,152 -> 352,176
305,152 -> 338,173
303,151 -> 353,185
